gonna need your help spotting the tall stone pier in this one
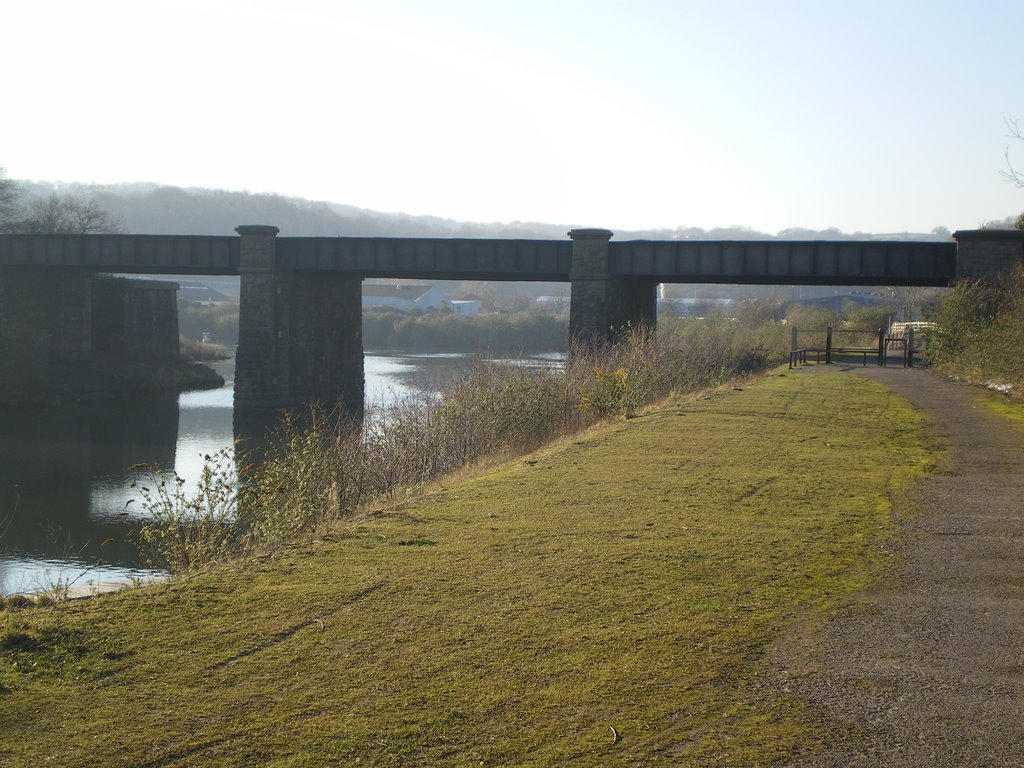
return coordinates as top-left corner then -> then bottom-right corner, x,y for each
568,228 -> 657,343
234,225 -> 364,437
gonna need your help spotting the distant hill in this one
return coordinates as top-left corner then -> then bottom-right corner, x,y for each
16,180 -> 570,239
14,180 -> 952,242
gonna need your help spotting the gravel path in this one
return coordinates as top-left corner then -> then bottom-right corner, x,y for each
779,366 -> 1024,767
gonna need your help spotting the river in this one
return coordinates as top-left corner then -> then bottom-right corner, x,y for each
0,350 -> 546,595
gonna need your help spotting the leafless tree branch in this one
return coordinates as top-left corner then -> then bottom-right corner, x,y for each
1001,117 -> 1024,188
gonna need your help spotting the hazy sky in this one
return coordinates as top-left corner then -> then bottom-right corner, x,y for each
4,0 -> 1023,234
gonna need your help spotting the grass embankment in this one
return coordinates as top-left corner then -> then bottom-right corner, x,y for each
0,370 -> 933,767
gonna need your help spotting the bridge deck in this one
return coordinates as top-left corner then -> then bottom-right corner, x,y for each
0,234 -> 240,275
275,237 -> 572,281
0,233 -> 957,285
610,240 -> 956,286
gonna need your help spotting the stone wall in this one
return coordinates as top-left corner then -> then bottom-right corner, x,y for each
954,229 -> 1024,281
92,277 -> 180,363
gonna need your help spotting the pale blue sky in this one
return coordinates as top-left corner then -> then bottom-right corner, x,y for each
4,0 -> 1023,233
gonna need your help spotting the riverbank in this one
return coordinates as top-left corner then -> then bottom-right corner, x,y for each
0,369 -> 937,766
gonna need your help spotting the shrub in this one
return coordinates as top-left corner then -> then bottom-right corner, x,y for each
579,367 -> 636,417
236,408 -> 369,550
926,264 -> 1024,392
136,449 -> 239,573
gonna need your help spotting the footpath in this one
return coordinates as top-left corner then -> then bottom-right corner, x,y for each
783,366 -> 1024,767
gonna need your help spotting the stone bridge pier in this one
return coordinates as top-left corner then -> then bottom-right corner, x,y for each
233,226 -> 364,437
568,228 -> 657,343
0,268 -> 94,362
0,270 -> 181,367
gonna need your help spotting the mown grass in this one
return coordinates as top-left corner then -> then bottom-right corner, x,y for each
0,370 -> 934,767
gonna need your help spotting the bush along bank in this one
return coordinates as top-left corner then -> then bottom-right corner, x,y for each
926,263 -> 1024,396
137,321 -> 790,574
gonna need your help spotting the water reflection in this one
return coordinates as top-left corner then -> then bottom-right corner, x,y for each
0,350 -> 560,594
0,397 -> 180,593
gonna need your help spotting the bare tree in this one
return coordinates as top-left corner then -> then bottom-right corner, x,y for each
20,193 -> 67,233
1002,118 -> 1024,188
0,166 -> 22,232
64,197 -> 117,233
18,192 -> 120,234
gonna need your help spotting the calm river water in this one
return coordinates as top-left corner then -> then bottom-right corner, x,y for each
0,351 -> 541,594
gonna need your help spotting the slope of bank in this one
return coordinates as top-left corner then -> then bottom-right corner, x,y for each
0,370 -> 935,767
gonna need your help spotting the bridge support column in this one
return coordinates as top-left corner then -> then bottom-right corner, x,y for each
0,268 -> 93,360
568,228 -> 657,343
234,225 -> 364,438
953,229 -> 1024,281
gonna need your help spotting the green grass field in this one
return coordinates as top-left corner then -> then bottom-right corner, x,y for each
0,370 -> 936,767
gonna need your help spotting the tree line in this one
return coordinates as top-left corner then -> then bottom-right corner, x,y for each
3,169 -> 964,242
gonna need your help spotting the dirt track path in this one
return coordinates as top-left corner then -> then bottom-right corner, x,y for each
781,367 -> 1024,766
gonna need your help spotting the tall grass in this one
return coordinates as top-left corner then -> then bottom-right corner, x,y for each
139,320 -> 790,573
926,264 -> 1024,393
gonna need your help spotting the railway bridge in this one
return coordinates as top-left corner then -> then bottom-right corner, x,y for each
0,226 -> 1019,430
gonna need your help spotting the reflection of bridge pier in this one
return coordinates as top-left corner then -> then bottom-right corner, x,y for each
0,398 -> 179,568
